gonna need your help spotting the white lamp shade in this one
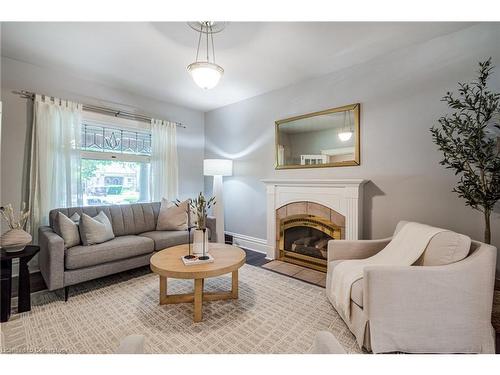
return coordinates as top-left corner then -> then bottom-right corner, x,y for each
204,159 -> 233,176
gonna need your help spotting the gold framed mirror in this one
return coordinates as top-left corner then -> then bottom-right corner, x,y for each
275,103 -> 360,169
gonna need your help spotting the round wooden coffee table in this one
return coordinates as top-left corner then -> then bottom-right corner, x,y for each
150,243 -> 246,322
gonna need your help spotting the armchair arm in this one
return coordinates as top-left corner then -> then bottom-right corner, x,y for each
38,226 -> 65,291
364,243 -> 497,353
206,216 -> 217,242
327,238 -> 391,262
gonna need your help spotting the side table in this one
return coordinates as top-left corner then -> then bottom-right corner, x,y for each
1,245 -> 40,322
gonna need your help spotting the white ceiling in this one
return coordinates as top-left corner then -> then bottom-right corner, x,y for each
1,22 -> 474,112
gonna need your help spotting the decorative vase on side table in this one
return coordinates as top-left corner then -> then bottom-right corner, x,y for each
0,204 -> 31,253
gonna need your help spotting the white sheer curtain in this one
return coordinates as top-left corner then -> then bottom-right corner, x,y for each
29,94 -> 82,236
150,119 -> 179,201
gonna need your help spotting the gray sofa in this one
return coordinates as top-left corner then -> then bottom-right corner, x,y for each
38,202 -> 216,300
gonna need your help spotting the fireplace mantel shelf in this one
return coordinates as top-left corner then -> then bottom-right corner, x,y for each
261,179 -> 368,186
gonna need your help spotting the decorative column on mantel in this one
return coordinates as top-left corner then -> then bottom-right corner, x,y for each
261,179 -> 368,260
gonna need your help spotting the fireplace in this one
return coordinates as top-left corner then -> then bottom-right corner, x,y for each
276,201 -> 345,271
263,179 -> 366,268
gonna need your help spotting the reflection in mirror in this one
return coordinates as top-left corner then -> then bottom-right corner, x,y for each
275,104 -> 360,169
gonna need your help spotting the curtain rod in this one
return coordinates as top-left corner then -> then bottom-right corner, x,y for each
13,90 -> 186,128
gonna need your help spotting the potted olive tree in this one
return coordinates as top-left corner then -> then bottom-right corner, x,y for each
431,58 -> 500,244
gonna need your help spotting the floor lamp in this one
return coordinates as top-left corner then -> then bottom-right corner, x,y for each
203,159 -> 233,244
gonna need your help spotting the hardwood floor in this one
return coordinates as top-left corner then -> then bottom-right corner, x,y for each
243,248 -> 270,267
11,271 -> 46,297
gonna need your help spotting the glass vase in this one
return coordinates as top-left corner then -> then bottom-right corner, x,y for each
193,229 -> 209,255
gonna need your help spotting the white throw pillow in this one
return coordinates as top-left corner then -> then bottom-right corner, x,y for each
415,231 -> 471,266
156,198 -> 189,231
79,211 -> 115,246
55,212 -> 81,248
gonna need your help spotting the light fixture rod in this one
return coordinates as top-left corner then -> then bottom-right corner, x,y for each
206,23 -> 209,61
210,25 -> 216,63
195,25 -> 202,62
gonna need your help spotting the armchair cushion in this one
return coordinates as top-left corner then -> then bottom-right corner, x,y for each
416,231 -> 471,266
328,260 -> 363,307
351,279 -> 364,307
396,220 -> 471,266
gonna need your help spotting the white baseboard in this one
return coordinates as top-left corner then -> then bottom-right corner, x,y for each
225,231 -> 270,255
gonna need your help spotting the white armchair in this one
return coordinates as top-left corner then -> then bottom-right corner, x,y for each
326,221 -> 497,353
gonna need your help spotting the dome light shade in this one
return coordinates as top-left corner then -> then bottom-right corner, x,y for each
187,21 -> 225,90
338,131 -> 353,142
187,62 -> 224,90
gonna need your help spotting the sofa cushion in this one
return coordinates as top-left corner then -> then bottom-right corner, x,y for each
139,230 -> 191,251
49,202 -> 161,236
55,212 -> 81,248
79,211 -> 115,246
415,231 -> 471,266
65,235 -> 154,270
156,199 -> 188,231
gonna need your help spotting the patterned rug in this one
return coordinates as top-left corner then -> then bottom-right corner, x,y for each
1,264 -> 361,354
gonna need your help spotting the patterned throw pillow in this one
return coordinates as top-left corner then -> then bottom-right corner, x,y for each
79,211 -> 115,246
54,212 -> 81,248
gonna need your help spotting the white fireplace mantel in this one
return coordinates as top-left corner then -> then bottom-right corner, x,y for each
262,179 -> 368,260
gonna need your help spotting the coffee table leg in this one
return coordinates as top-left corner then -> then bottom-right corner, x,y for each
159,276 -> 167,305
194,278 -> 203,322
231,270 -> 239,299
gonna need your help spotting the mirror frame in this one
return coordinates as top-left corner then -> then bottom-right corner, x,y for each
275,103 -> 360,169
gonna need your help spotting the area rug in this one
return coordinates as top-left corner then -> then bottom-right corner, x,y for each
1,264 -> 361,354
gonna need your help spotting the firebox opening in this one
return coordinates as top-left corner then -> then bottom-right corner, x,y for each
284,226 -> 331,261
278,213 -> 343,272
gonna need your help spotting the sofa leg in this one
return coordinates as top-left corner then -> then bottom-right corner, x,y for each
64,286 -> 69,302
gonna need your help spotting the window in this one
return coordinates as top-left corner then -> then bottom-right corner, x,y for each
80,123 -> 151,206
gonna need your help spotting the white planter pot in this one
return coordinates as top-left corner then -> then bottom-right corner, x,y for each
193,229 -> 209,255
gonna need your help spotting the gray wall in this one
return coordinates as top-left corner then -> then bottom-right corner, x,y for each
1,56 -> 206,272
0,56 -> 205,218
204,23 -> 500,272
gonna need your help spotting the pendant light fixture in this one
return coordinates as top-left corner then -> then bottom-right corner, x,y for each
338,111 -> 353,142
187,22 -> 225,90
